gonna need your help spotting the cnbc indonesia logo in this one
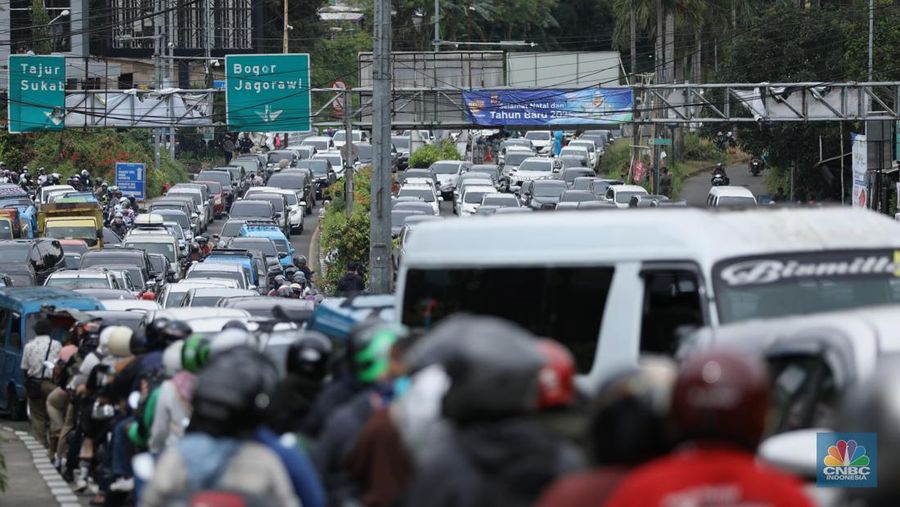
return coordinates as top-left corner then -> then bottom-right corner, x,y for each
817,433 -> 877,488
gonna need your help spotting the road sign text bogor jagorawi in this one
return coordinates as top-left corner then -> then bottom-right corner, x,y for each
230,63 -> 304,93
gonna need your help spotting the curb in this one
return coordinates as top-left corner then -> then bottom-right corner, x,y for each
1,425 -> 79,507
308,223 -> 322,275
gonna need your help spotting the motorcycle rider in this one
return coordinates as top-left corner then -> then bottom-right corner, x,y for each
109,213 -> 128,238
294,255 -> 313,282
267,275 -> 287,296
712,163 -> 727,179
606,349 -> 813,507
80,170 -> 92,190
197,235 -> 212,257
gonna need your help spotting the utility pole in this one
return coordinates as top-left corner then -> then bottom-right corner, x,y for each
433,0 -> 440,52
154,0 -> 163,170
629,0 -> 636,76
343,88 -> 353,217
283,0 -> 289,53
205,0 -> 212,85
369,0 -> 392,292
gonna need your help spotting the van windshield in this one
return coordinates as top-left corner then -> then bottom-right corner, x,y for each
402,266 -> 614,373
45,226 -> 98,247
714,250 -> 900,324
125,241 -> 176,262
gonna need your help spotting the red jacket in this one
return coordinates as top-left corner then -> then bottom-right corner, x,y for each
606,446 -> 813,507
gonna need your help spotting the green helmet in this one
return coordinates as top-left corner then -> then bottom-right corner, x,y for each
349,321 -> 408,383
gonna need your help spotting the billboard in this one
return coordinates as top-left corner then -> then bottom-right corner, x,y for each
462,88 -> 633,127
8,55 -> 66,133
225,54 -> 311,132
506,52 -> 622,88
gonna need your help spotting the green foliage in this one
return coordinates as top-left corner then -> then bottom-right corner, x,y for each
30,0 -> 52,54
320,168 -> 373,292
599,138 -> 631,178
720,4 -> 855,200
682,132 -> 725,162
14,130 -> 187,198
0,440 -> 6,492
408,140 -> 461,169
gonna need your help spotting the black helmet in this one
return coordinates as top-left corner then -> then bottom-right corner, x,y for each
286,331 -> 332,381
197,236 -> 208,244
406,314 -> 543,423
347,319 -> 409,384
190,347 -> 279,437
190,243 -> 200,254
591,357 -> 677,466
145,317 -> 172,351
160,320 -> 192,344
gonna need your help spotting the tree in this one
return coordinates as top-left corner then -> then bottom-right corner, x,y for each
30,0 -> 53,55
720,4 -> 857,200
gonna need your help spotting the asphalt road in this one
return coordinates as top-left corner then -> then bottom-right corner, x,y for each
679,163 -> 770,206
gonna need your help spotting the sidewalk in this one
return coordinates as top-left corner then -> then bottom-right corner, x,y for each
1,425 -> 80,507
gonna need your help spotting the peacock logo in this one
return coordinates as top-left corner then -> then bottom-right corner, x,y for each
823,439 -> 870,467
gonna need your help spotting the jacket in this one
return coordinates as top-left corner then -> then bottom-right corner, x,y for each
404,417 -> 581,507
140,433 -> 300,507
606,446 -> 813,507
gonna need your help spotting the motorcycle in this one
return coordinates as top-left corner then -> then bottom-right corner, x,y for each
711,173 -> 730,186
749,158 -> 763,177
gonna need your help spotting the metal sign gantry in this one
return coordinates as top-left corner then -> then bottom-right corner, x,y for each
19,82 -> 900,129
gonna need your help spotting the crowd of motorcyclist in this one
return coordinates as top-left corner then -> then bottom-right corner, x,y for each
24,303 -> 900,507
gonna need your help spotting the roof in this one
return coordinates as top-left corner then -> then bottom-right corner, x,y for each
0,287 -> 102,305
402,207 -> 900,270
709,185 -> 756,198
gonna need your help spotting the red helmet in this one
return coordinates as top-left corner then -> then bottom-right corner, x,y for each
671,349 -> 770,450
536,339 -> 576,410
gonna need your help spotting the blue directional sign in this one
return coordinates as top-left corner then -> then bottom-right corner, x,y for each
115,162 -> 145,200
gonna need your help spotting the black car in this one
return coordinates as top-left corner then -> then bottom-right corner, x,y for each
80,248 -> 154,287
521,180 -> 567,210
295,160 -> 337,200
197,170 -> 236,206
267,172 -> 313,214
0,239 -> 65,285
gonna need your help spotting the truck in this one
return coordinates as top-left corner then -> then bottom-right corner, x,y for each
37,202 -> 104,249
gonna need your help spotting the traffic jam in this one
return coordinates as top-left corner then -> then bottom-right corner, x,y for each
3,127 -> 900,507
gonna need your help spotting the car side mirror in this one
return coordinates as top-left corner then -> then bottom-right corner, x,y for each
249,284 -> 257,291
757,428 -> 823,479
437,196 -> 444,202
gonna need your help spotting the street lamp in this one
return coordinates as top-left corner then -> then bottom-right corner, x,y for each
49,9 -> 69,25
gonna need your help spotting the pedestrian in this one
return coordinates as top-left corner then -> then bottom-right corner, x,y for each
274,133 -> 282,149
336,262 -> 366,296
606,349 -> 813,507
239,132 -> 254,154
21,318 -> 62,449
552,130 -> 564,157
222,134 -> 235,164
659,167 -> 673,197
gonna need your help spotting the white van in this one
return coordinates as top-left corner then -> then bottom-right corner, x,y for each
396,207 -> 900,388
707,186 -> 757,208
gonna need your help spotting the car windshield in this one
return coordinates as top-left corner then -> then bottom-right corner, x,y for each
230,239 -> 277,257
615,191 -> 645,204
268,152 -> 293,164
431,162 -> 460,175
525,131 -> 551,141
561,192 -> 596,203
230,202 -> 272,218
483,195 -> 517,207
198,172 -> 231,187
221,221 -> 246,237
111,267 -> 146,289
392,137 -> 410,149
148,256 -> 167,274
504,152 -> 531,166
255,196 -> 284,212
200,181 -> 222,194
45,226 -> 98,247
188,295 -> 226,307
156,212 -> 189,230
716,196 -> 757,207
714,251 -> 900,325
397,188 -> 435,202
565,171 -> 592,183
303,139 -> 329,151
124,241 -> 176,262
273,239 -> 290,255
0,243 -> 32,262
518,160 -> 552,172
298,161 -> 328,175
267,175 -> 305,190
534,182 -> 567,197
464,190 -> 490,204
187,270 -> 243,285
46,276 -> 110,289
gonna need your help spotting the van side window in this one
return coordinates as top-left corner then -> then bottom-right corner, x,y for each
640,269 -> 704,356
402,266 -> 614,373
9,312 -> 21,349
767,355 -> 837,435
0,310 -> 11,348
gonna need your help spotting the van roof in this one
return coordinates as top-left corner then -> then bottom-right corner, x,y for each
0,287 -> 102,307
402,207 -> 900,269
708,186 -> 756,198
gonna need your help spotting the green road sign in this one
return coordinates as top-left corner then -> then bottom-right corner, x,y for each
651,138 -> 673,146
225,54 -> 311,132
8,55 -> 66,134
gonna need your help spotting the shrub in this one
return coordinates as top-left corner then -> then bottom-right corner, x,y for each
408,140 -> 461,168
599,139 -> 632,178
319,167 -> 374,292
682,132 -> 725,162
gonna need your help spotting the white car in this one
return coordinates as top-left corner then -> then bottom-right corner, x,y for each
524,130 -> 553,155
459,185 -> 496,217
313,151 -> 345,178
454,176 -> 494,214
396,184 -> 440,216
567,140 -> 599,168
245,187 -> 305,233
559,145 -> 592,168
509,157 -> 555,192
44,270 -> 119,289
707,186 -> 758,208
332,129 -> 367,149
158,279 -> 240,308
606,184 -> 648,208
429,160 -> 468,198
300,136 -> 334,152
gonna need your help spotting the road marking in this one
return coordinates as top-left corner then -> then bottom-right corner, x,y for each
1,424 -> 80,507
